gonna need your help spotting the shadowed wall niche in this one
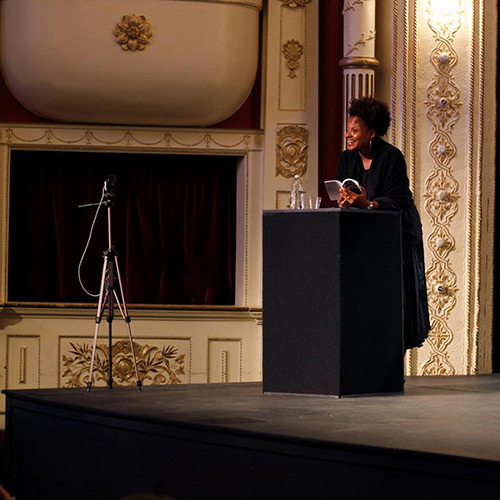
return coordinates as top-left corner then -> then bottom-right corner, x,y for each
8,151 -> 237,306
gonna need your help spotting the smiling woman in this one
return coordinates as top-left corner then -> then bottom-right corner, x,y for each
336,97 -> 430,351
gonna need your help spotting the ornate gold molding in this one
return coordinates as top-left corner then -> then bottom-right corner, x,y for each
276,125 -> 309,178
61,340 -> 186,387
421,0 -> 465,376
280,0 -> 311,7
282,39 -> 304,79
114,14 -> 152,51
339,56 -> 380,69
1,126 -> 264,152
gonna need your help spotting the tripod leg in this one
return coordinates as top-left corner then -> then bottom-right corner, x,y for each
87,257 -> 109,392
114,255 -> 142,391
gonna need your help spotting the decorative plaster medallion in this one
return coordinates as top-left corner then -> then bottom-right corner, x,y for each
280,0 -> 311,8
114,14 -> 152,51
62,340 -> 186,387
282,39 -> 304,79
276,125 -> 309,178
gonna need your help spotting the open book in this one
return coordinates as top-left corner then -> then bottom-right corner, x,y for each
324,178 -> 362,201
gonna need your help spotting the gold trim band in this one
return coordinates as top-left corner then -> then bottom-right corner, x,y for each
339,56 -> 380,69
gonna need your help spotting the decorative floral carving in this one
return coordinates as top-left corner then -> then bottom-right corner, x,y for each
426,0 -> 463,40
426,318 -> 454,353
280,0 -> 311,7
427,226 -> 455,259
114,14 -> 152,51
424,168 -> 460,224
421,0 -> 465,376
345,30 -> 376,57
421,351 -> 455,376
282,40 -> 304,79
343,0 -> 365,15
426,260 -> 458,319
431,40 -> 458,71
429,134 -> 456,167
62,340 -> 186,387
426,76 -> 461,132
276,125 -> 309,178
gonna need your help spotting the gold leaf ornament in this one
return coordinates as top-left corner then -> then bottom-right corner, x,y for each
283,40 -> 304,79
114,14 -> 152,51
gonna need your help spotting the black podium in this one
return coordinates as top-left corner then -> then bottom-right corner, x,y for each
263,208 -> 404,397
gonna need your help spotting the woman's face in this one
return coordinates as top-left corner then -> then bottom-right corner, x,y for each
345,116 -> 375,153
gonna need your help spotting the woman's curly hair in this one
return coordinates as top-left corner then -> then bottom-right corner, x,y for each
348,97 -> 391,137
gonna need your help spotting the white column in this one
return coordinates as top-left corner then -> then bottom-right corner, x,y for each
340,0 -> 379,135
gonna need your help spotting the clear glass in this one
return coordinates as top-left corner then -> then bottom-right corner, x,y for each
308,196 -> 322,209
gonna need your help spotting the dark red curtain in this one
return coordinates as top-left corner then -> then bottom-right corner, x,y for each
318,0 -> 345,206
8,151 -> 237,305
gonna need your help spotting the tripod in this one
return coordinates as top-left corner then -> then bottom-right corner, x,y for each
87,176 -> 142,392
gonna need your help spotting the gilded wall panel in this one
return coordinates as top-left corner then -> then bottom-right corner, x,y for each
59,336 -> 192,388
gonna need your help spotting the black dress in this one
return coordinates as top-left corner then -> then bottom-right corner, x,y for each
337,137 -> 431,349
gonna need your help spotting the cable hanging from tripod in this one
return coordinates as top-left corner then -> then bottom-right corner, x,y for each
78,185 -> 106,297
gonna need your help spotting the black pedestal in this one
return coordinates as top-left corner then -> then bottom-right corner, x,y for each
263,208 -> 404,397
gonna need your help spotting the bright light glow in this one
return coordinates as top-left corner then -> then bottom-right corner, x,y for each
428,0 -> 461,18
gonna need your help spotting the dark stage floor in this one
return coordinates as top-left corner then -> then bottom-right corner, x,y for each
5,375 -> 500,499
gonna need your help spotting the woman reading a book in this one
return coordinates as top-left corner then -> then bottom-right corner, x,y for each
337,97 -> 430,350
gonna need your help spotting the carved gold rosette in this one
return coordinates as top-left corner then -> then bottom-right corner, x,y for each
421,1 -> 464,376
114,14 -> 152,51
276,125 -> 309,178
62,340 -> 186,387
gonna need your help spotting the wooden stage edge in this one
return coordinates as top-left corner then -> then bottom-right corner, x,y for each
4,375 -> 500,499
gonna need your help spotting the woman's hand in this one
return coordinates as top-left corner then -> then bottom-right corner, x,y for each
338,186 -> 370,208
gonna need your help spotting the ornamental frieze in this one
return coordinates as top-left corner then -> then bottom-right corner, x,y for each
61,340 -> 186,387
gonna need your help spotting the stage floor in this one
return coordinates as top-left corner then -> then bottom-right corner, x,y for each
5,375 -> 500,499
